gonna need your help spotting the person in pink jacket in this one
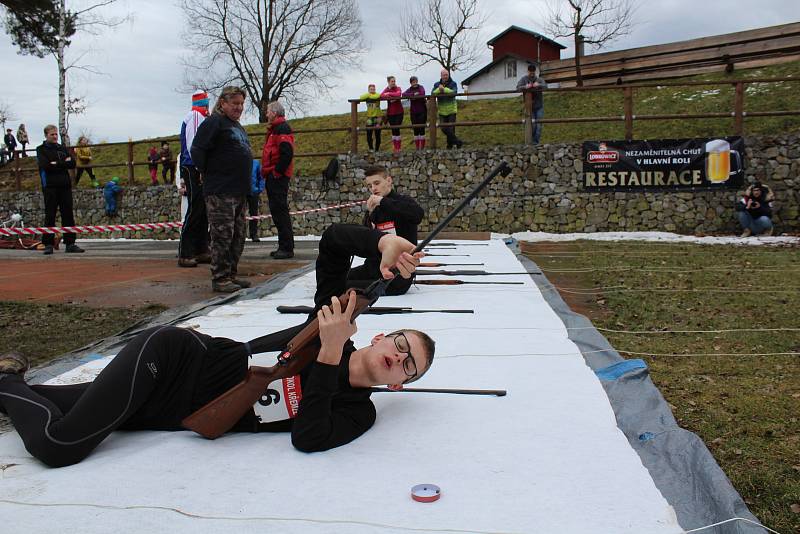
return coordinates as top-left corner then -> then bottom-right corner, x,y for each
381,76 -> 404,153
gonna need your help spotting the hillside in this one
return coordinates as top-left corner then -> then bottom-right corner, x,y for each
2,60 -> 799,190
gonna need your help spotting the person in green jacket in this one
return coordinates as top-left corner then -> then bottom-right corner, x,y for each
432,68 -> 463,149
360,84 -> 383,151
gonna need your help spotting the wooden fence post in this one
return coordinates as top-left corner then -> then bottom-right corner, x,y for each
523,92 -> 533,145
127,139 -> 134,185
14,151 -> 21,191
350,101 -> 359,153
427,95 -> 438,150
623,86 -> 634,141
733,81 -> 745,136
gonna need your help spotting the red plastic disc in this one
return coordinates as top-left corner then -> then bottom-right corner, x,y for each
411,484 -> 441,503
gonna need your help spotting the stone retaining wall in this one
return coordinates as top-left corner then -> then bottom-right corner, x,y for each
1,134 -> 796,239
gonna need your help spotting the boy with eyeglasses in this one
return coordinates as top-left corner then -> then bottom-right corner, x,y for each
0,223 -> 435,467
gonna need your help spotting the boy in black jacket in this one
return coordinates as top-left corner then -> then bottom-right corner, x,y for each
36,125 -> 84,255
347,165 -> 424,295
0,224 -> 433,467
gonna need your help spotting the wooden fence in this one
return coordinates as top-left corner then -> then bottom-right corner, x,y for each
2,76 -> 799,191
541,22 -> 800,86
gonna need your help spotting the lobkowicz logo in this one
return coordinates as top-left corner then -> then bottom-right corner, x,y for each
587,143 -> 619,164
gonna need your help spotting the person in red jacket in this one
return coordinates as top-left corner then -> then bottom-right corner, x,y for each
261,100 -> 296,259
381,76 -> 404,153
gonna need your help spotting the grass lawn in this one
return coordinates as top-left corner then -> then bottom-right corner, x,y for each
0,301 -> 167,368
523,240 -> 800,533
2,60 -> 799,190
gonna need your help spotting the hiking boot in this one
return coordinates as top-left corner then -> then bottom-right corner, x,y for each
271,249 -> 294,260
65,244 -> 85,253
0,352 -> 29,376
194,252 -> 212,264
178,257 -> 198,268
212,280 -> 241,293
43,245 -> 54,255
231,278 -> 252,288
740,228 -> 752,237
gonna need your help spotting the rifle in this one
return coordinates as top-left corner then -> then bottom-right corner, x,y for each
277,305 -> 474,315
423,243 -> 490,247
416,270 -> 541,276
418,262 -> 483,267
415,280 -> 524,286
421,253 -> 470,257
181,161 -> 512,439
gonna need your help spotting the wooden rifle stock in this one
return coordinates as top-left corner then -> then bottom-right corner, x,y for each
182,161 -> 512,439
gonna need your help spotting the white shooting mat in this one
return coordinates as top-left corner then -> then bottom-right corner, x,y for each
0,239 -> 681,534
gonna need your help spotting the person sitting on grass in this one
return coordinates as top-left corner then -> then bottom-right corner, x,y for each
736,181 -> 774,237
0,224 -> 434,467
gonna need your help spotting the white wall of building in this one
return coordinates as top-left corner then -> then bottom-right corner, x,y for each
462,58 -> 527,100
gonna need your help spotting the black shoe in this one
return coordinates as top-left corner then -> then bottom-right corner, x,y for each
65,244 -> 85,253
231,278 -> 252,288
43,245 -> 54,255
250,236 -> 260,243
269,249 -> 279,258
271,249 -> 294,259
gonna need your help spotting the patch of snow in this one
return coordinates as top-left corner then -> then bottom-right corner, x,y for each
504,230 -> 799,247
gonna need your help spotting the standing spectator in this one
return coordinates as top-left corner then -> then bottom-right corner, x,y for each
178,91 -> 211,268
147,146 -> 159,185
74,136 -> 98,187
16,124 -> 28,157
261,100 -> 295,260
346,165 -> 424,295
359,84 -> 382,152
403,76 -> 427,150
190,86 -> 252,292
0,139 -> 7,166
36,124 -> 84,255
736,181 -> 774,237
516,62 -> 548,144
103,176 -> 123,217
160,141 -> 175,184
381,76 -> 404,153
247,159 -> 264,242
432,69 -> 463,149
4,129 -> 17,160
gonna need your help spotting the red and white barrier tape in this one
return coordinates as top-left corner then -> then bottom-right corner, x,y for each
0,200 -> 367,237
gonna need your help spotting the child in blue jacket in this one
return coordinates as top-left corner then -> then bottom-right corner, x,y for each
103,176 -> 124,216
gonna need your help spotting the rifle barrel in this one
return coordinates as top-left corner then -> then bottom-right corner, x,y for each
277,305 -> 473,315
370,387 -> 507,396
415,280 -> 524,285
416,270 -> 541,276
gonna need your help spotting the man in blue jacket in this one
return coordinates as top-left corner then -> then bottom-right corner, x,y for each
248,159 -> 264,242
36,124 -> 84,255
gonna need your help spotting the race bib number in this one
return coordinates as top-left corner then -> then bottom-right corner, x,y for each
375,221 -> 396,235
249,353 -> 303,423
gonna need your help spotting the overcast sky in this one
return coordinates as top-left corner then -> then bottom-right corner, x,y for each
1,0 -> 796,146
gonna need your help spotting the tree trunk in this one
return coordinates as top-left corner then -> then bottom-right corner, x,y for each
574,32 -> 583,88
57,0 -> 70,146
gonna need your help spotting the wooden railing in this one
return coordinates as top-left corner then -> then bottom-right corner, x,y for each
2,77 -> 799,191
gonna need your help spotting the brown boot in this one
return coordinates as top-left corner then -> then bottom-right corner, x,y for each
740,228 -> 752,238
0,352 -> 29,375
178,257 -> 198,268
212,279 -> 240,293
763,227 -> 773,236
231,278 -> 252,288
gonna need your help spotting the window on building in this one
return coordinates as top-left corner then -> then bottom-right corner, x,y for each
505,61 -> 517,79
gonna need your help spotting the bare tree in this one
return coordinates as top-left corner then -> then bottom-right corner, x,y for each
0,100 -> 16,132
395,0 -> 486,73
545,0 -> 636,86
181,0 -> 364,122
3,0 -> 128,145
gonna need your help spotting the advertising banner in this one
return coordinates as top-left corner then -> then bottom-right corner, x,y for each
582,137 -> 745,191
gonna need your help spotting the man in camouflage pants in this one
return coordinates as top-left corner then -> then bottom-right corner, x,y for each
206,195 -> 247,291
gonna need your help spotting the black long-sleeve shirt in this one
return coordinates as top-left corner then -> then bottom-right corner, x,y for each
36,141 -> 76,188
190,112 -> 252,196
193,224 -> 386,451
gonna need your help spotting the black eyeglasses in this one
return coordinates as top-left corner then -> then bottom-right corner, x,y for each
388,331 -> 418,383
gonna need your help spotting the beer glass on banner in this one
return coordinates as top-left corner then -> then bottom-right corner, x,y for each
705,139 -> 742,183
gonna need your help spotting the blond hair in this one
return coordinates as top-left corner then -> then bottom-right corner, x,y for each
212,86 -> 247,115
